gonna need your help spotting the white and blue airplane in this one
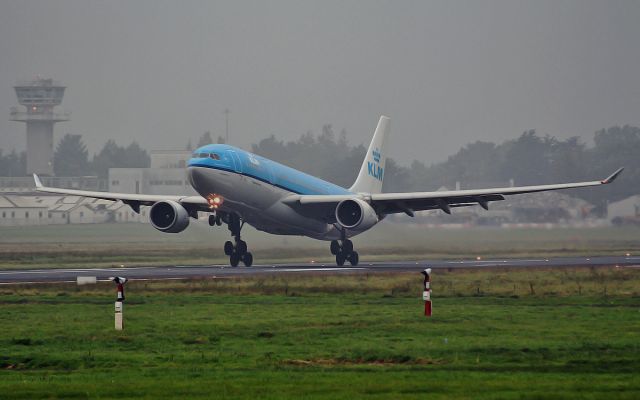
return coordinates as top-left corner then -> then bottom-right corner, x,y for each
34,116 -> 623,267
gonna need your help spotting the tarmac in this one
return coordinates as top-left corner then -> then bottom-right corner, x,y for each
0,255 -> 638,284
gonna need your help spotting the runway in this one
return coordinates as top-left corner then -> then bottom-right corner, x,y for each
0,255 -> 638,284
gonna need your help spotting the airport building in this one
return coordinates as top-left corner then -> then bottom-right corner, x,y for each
0,194 -> 144,226
0,195 -> 48,226
108,150 -> 197,196
3,77 -> 106,193
10,78 -> 70,176
0,149 -> 195,226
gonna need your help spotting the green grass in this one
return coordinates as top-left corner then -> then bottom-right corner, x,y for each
1,267 -> 639,399
0,223 -> 639,269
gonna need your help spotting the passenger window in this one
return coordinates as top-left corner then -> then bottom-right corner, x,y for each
209,153 -> 220,160
198,153 -> 207,158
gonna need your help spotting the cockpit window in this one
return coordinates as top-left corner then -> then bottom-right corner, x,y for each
192,151 -> 220,160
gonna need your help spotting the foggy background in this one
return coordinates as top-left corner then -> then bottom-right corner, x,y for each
1,0 -> 639,165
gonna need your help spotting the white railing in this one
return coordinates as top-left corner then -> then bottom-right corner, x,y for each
10,109 -> 70,121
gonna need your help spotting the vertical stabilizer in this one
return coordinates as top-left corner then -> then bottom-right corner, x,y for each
349,116 -> 390,194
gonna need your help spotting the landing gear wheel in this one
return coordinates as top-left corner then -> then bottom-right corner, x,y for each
230,253 -> 240,267
242,252 -> 253,267
330,240 -> 340,255
336,253 -> 346,266
342,240 -> 353,254
215,215 -> 222,226
224,213 -> 251,267
209,215 -> 217,226
224,241 -> 234,256
236,240 -> 248,255
348,251 -> 359,266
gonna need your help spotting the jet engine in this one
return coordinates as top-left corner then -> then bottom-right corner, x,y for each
335,198 -> 378,231
149,200 -> 190,233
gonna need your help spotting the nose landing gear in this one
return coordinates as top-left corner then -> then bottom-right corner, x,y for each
330,231 -> 359,266
222,213 -> 253,267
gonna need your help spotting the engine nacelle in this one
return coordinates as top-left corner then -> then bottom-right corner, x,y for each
335,198 -> 378,231
149,200 -> 190,233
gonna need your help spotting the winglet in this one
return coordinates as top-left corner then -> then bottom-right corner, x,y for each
33,173 -> 43,189
602,167 -> 624,184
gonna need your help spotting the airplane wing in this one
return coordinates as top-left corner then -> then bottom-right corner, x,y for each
284,168 -> 624,220
33,174 -> 209,213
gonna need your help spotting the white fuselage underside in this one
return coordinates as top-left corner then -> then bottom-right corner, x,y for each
187,166 -> 356,240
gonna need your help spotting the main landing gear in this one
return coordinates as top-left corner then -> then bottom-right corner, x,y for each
221,213 -> 253,267
330,231 -> 359,266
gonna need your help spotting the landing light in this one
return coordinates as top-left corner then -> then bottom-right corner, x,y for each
207,194 -> 224,209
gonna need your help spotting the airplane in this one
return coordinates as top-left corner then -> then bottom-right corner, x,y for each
34,116 -> 624,268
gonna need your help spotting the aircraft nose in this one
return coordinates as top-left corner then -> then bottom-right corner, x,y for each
187,167 -> 207,189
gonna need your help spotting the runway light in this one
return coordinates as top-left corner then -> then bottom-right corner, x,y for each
626,253 -> 631,257
476,256 -> 482,261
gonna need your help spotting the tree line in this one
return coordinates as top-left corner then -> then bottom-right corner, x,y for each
1,124 -> 638,209
0,135 -> 151,178
251,124 -> 640,210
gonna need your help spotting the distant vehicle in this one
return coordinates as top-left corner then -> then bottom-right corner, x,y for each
34,116 -> 623,267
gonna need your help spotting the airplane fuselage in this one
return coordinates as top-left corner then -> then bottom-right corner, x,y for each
187,144 -> 362,240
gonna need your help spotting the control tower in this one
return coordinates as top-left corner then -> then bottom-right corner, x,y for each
10,78 -> 70,176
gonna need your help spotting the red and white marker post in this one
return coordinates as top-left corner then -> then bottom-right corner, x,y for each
421,268 -> 432,317
111,277 -> 128,330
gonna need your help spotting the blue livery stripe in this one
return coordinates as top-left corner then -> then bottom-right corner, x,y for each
188,144 -> 352,196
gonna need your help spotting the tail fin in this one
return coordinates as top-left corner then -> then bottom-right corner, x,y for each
349,116 -> 390,194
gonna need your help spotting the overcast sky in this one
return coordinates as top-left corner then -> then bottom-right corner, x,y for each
1,0 -> 639,165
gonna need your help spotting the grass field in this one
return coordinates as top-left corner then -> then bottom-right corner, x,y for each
1,267 -> 639,399
0,223 -> 639,269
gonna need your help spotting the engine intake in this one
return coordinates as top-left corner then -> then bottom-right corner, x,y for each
335,198 -> 378,231
149,200 -> 190,233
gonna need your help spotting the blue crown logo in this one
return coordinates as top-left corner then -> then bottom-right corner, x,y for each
372,148 -> 381,163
